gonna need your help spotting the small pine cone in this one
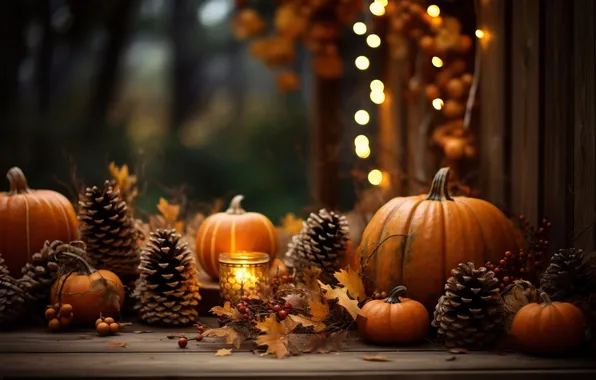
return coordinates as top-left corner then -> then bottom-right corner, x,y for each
287,209 -> 349,284
134,229 -> 201,326
78,181 -> 140,278
19,240 -> 87,305
432,262 -> 504,349
1,254 -> 26,329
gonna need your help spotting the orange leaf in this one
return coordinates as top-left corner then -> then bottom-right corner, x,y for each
279,213 -> 304,234
255,316 -> 299,359
362,355 -> 391,362
203,327 -> 246,349
289,298 -> 329,332
157,198 -> 181,225
318,281 -> 365,320
334,266 -> 366,302
215,348 -> 233,356
210,302 -> 241,320
299,266 -> 322,295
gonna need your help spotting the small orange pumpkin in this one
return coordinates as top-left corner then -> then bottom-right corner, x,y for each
50,252 -> 124,325
358,286 -> 429,344
510,292 -> 585,355
195,195 -> 277,280
0,167 -> 78,276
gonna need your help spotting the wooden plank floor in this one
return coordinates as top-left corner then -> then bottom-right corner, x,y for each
0,318 -> 594,379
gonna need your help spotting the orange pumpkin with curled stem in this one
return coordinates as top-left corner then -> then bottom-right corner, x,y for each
0,167 -> 78,277
50,252 -> 124,325
510,292 -> 585,355
358,286 -> 429,345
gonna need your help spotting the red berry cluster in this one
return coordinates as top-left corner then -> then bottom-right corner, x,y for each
194,322 -> 206,342
486,215 -> 551,287
266,300 -> 293,321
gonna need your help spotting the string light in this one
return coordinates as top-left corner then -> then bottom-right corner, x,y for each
355,56 -> 370,70
369,2 -> 385,16
366,34 -> 381,48
370,79 -> 384,92
354,110 -> 370,125
370,91 -> 385,104
431,56 -> 443,67
475,29 -> 485,39
426,5 -> 440,17
355,144 -> 371,159
354,135 -> 369,146
353,22 -> 367,35
432,98 -> 444,110
368,169 -> 383,186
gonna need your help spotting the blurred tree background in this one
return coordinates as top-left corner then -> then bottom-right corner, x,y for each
0,0 -> 367,221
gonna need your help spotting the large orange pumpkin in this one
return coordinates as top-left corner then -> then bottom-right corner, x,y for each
50,252 -> 124,325
0,167 -> 78,277
196,195 -> 277,280
357,167 -> 521,311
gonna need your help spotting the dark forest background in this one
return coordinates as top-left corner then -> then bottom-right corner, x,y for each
0,0 -> 370,221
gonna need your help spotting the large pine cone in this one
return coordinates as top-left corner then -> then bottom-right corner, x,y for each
78,181 -> 140,278
287,209 -> 349,283
432,262 -> 504,349
134,229 -> 201,326
1,254 -> 25,329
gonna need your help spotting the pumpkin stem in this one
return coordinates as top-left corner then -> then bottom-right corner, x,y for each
539,291 -> 553,306
226,195 -> 246,215
385,285 -> 407,304
7,167 -> 31,194
56,251 -> 97,275
425,167 -> 453,201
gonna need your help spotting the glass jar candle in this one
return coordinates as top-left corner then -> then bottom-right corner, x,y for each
219,252 -> 270,303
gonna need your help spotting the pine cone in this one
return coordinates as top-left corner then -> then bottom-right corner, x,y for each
287,209 -> 349,283
134,229 -> 201,326
19,240 -> 87,305
432,262 -> 504,349
540,248 -> 596,324
78,181 -> 140,279
501,280 -> 540,333
1,254 -> 25,329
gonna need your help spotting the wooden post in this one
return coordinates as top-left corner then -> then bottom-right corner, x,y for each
572,0 -> 596,251
542,0 -> 575,249
478,0 -> 507,208
312,75 -> 341,210
509,0 -> 541,225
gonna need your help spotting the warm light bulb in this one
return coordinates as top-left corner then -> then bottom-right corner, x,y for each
432,98 -> 444,110
427,5 -> 440,17
370,79 -> 384,92
366,34 -> 381,48
354,110 -> 370,125
368,169 -> 383,186
355,144 -> 371,159
375,0 -> 389,5
475,29 -> 485,39
369,2 -> 385,16
353,22 -> 367,35
431,56 -> 443,67
355,56 -> 370,70
370,91 -> 385,104
354,134 -> 370,147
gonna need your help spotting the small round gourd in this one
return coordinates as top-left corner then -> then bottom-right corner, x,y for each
510,292 -> 585,355
358,286 -> 429,345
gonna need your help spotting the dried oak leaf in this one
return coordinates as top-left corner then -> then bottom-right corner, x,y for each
151,198 -> 184,232
300,266 -> 322,295
334,266 -> 366,302
210,302 -> 241,320
108,162 -> 137,201
90,275 -> 121,312
289,299 -> 329,333
279,213 -> 304,235
303,331 -> 348,354
203,327 -> 246,349
255,316 -> 299,359
215,348 -> 233,356
362,355 -> 391,362
318,281 -> 365,320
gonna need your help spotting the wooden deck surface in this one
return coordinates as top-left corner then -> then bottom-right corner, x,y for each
0,318 -> 594,379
